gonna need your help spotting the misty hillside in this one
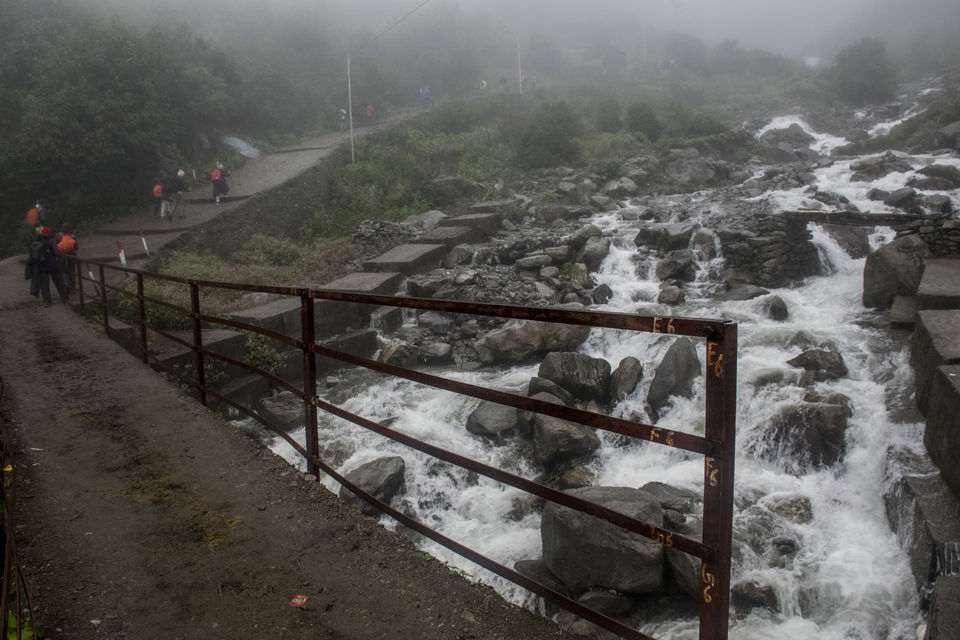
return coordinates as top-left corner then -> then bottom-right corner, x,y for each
2,0 -> 959,259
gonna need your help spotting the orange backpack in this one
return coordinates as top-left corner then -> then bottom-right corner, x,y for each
26,206 -> 39,226
57,234 -> 77,255
153,184 -> 163,198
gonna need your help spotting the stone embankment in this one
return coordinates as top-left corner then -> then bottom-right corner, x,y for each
860,233 -> 960,640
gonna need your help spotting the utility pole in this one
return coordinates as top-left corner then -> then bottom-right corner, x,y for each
347,55 -> 355,164
516,35 -> 523,96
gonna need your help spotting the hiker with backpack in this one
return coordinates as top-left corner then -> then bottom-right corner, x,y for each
153,180 -> 164,217
25,200 -> 46,233
211,164 -> 229,206
24,226 -> 68,306
54,223 -> 79,292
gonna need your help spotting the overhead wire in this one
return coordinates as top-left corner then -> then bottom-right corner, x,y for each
351,0 -> 432,54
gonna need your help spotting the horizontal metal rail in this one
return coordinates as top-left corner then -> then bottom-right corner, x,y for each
75,257 -> 736,640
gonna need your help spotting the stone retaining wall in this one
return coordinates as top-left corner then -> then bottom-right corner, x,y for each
895,217 -> 960,257
719,216 -> 822,287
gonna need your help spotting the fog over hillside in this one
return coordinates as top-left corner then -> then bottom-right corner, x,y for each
84,0 -> 960,60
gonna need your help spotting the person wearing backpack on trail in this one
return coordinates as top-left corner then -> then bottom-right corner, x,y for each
153,181 -> 164,217
170,169 -> 187,219
211,164 -> 229,206
54,223 -> 79,292
25,227 -> 68,306
25,200 -> 46,233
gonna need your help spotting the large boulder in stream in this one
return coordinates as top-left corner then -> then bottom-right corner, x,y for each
753,402 -> 849,473
634,221 -> 699,251
576,236 -> 611,272
537,352 -> 611,402
862,235 -> 930,310
541,486 -> 665,595
257,390 -> 304,432
339,456 -> 406,515
533,413 -> 601,469
466,400 -> 521,443
474,311 -> 591,364
609,356 -> 643,402
786,349 -> 848,382
647,338 -> 702,417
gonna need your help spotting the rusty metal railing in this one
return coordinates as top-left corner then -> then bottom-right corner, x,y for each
74,258 -> 737,640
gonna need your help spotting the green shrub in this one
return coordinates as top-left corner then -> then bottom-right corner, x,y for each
508,101 -> 584,169
243,332 -> 284,377
241,234 -> 303,267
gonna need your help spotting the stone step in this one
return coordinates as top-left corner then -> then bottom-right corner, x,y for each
226,297 -> 302,337
927,576 -> 960,640
912,310 -> 960,417
469,198 -> 522,213
438,212 -> 501,234
891,296 -> 918,327
925,365 -> 960,502
918,258 -> 960,310
410,225 -> 487,247
321,271 -> 403,295
363,243 -> 448,275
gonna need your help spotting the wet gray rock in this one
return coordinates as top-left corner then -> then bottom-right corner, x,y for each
257,390 -> 304,432
917,164 -> 960,187
862,235 -> 930,310
657,284 -> 686,305
763,295 -> 789,321
647,338 -> 702,417
516,253 -> 554,270
655,249 -> 697,281
610,356 -> 643,403
732,580 -> 780,613
634,221 -> 699,251
379,339 -> 421,368
466,400 -> 521,442
339,456 -> 406,515
786,349 -> 848,381
533,413 -> 601,469
474,315 -> 591,364
538,352 -> 612,402
541,486 -> 665,595
601,177 -> 640,199
528,377 -> 576,406
591,283 -> 613,304
755,402 -> 850,473
576,236 -> 611,272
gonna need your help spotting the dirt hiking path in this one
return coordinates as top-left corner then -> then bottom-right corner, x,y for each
0,119 -> 570,639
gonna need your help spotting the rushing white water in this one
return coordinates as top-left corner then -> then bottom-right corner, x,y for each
255,113 -> 960,638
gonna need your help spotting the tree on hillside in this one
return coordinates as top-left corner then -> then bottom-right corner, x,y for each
828,37 -> 898,106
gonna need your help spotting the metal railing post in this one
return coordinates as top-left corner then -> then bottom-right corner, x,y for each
76,259 -> 85,310
190,281 -> 206,406
137,273 -> 148,363
98,264 -> 109,337
300,291 -> 319,478
699,323 -> 737,640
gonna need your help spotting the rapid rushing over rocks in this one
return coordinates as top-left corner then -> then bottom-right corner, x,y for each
240,73 -> 960,639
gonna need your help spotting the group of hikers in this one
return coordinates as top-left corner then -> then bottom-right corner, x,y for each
24,161 -> 231,308
24,201 -> 78,307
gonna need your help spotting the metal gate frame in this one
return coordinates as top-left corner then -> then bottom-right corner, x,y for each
76,259 -> 736,640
